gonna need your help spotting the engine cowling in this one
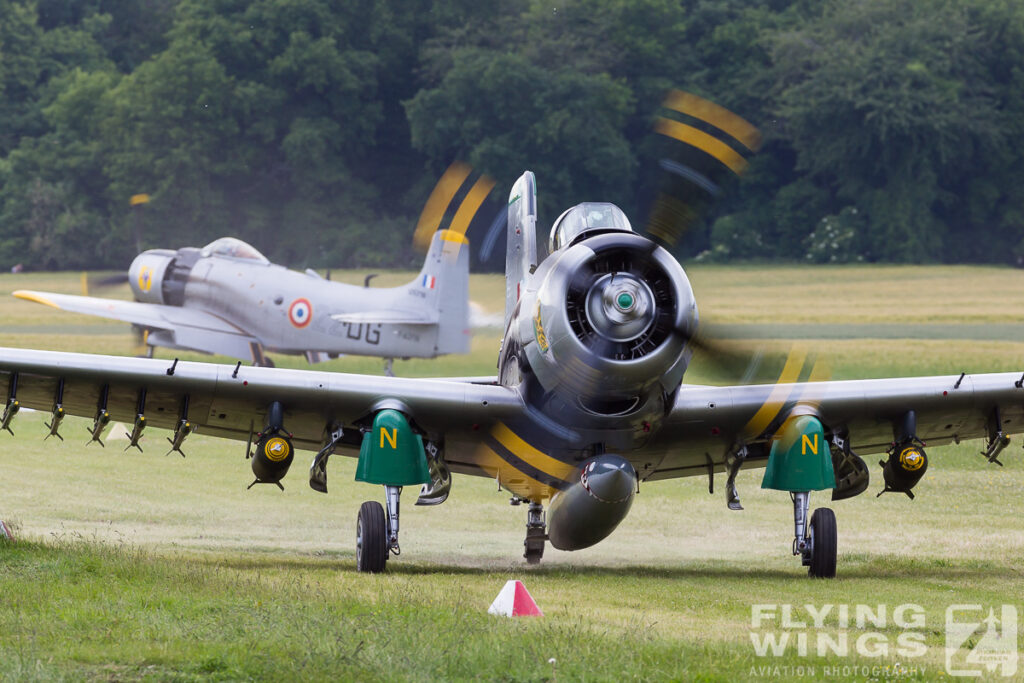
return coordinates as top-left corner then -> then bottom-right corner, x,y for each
519,231 -> 697,415
128,250 -> 175,304
128,248 -> 200,305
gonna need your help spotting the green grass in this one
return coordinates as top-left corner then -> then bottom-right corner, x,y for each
1,266 -> 1023,680
2,439 -> 1022,681
8,539 -> 1011,681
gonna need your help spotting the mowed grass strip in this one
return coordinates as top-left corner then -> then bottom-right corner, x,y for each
686,263 -> 1024,324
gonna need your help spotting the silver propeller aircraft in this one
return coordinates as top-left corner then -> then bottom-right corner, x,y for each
13,229 -> 470,371
0,170 -> 1021,577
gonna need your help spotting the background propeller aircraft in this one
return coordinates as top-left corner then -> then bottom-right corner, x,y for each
12,229 -> 470,372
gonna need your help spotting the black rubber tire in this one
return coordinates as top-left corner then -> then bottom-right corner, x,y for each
807,507 -> 837,578
356,501 -> 388,573
524,536 -> 545,565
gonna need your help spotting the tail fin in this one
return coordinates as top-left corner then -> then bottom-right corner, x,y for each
416,229 -> 471,354
505,171 -> 538,331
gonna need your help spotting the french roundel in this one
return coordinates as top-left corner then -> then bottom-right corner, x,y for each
288,298 -> 313,328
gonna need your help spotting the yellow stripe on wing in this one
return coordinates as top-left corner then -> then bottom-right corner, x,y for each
12,290 -> 61,309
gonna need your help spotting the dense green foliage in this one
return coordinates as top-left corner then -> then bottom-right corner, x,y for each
1,0 -> 1023,270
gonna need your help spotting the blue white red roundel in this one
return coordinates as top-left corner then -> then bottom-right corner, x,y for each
288,298 -> 313,328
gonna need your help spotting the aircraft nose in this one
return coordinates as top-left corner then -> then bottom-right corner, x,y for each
580,455 -> 636,504
586,273 -> 655,342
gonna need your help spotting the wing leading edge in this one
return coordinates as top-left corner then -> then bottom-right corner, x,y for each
0,346 -> 521,454
13,290 -> 247,336
1,347 -> 1019,496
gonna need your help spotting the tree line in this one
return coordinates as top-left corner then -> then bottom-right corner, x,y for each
1,0 -> 1022,271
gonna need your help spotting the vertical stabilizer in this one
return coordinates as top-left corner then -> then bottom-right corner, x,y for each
505,171 -> 538,330
421,229 -> 471,355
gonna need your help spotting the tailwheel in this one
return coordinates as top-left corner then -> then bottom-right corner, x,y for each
807,508 -> 837,579
356,501 -> 388,573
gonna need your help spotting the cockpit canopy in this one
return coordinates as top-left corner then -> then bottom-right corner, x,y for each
548,202 -> 633,252
200,237 -> 270,264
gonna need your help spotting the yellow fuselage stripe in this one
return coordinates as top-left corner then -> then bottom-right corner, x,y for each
491,422 -> 575,481
475,444 -> 557,501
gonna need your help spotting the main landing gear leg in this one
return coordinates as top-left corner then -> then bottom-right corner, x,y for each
524,501 -> 546,565
792,491 -> 837,578
385,485 -> 401,555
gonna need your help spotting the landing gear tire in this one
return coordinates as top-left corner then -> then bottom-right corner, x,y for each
356,501 -> 388,573
523,501 -> 546,565
807,508 -> 837,579
524,528 -> 545,565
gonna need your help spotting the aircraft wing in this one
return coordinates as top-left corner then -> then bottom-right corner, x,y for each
0,347 -> 520,452
13,290 -> 246,336
1,346 -> 1018,487
645,372 -> 1024,480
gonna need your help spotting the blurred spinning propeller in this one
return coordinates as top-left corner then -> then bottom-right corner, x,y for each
412,91 -> 832,396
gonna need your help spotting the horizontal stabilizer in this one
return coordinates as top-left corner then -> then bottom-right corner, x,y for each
330,310 -> 438,325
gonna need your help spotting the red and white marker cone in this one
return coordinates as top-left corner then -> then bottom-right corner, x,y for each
487,579 -> 543,617
0,521 -> 12,540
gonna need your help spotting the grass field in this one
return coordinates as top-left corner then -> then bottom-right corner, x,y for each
1,266 -> 1023,681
